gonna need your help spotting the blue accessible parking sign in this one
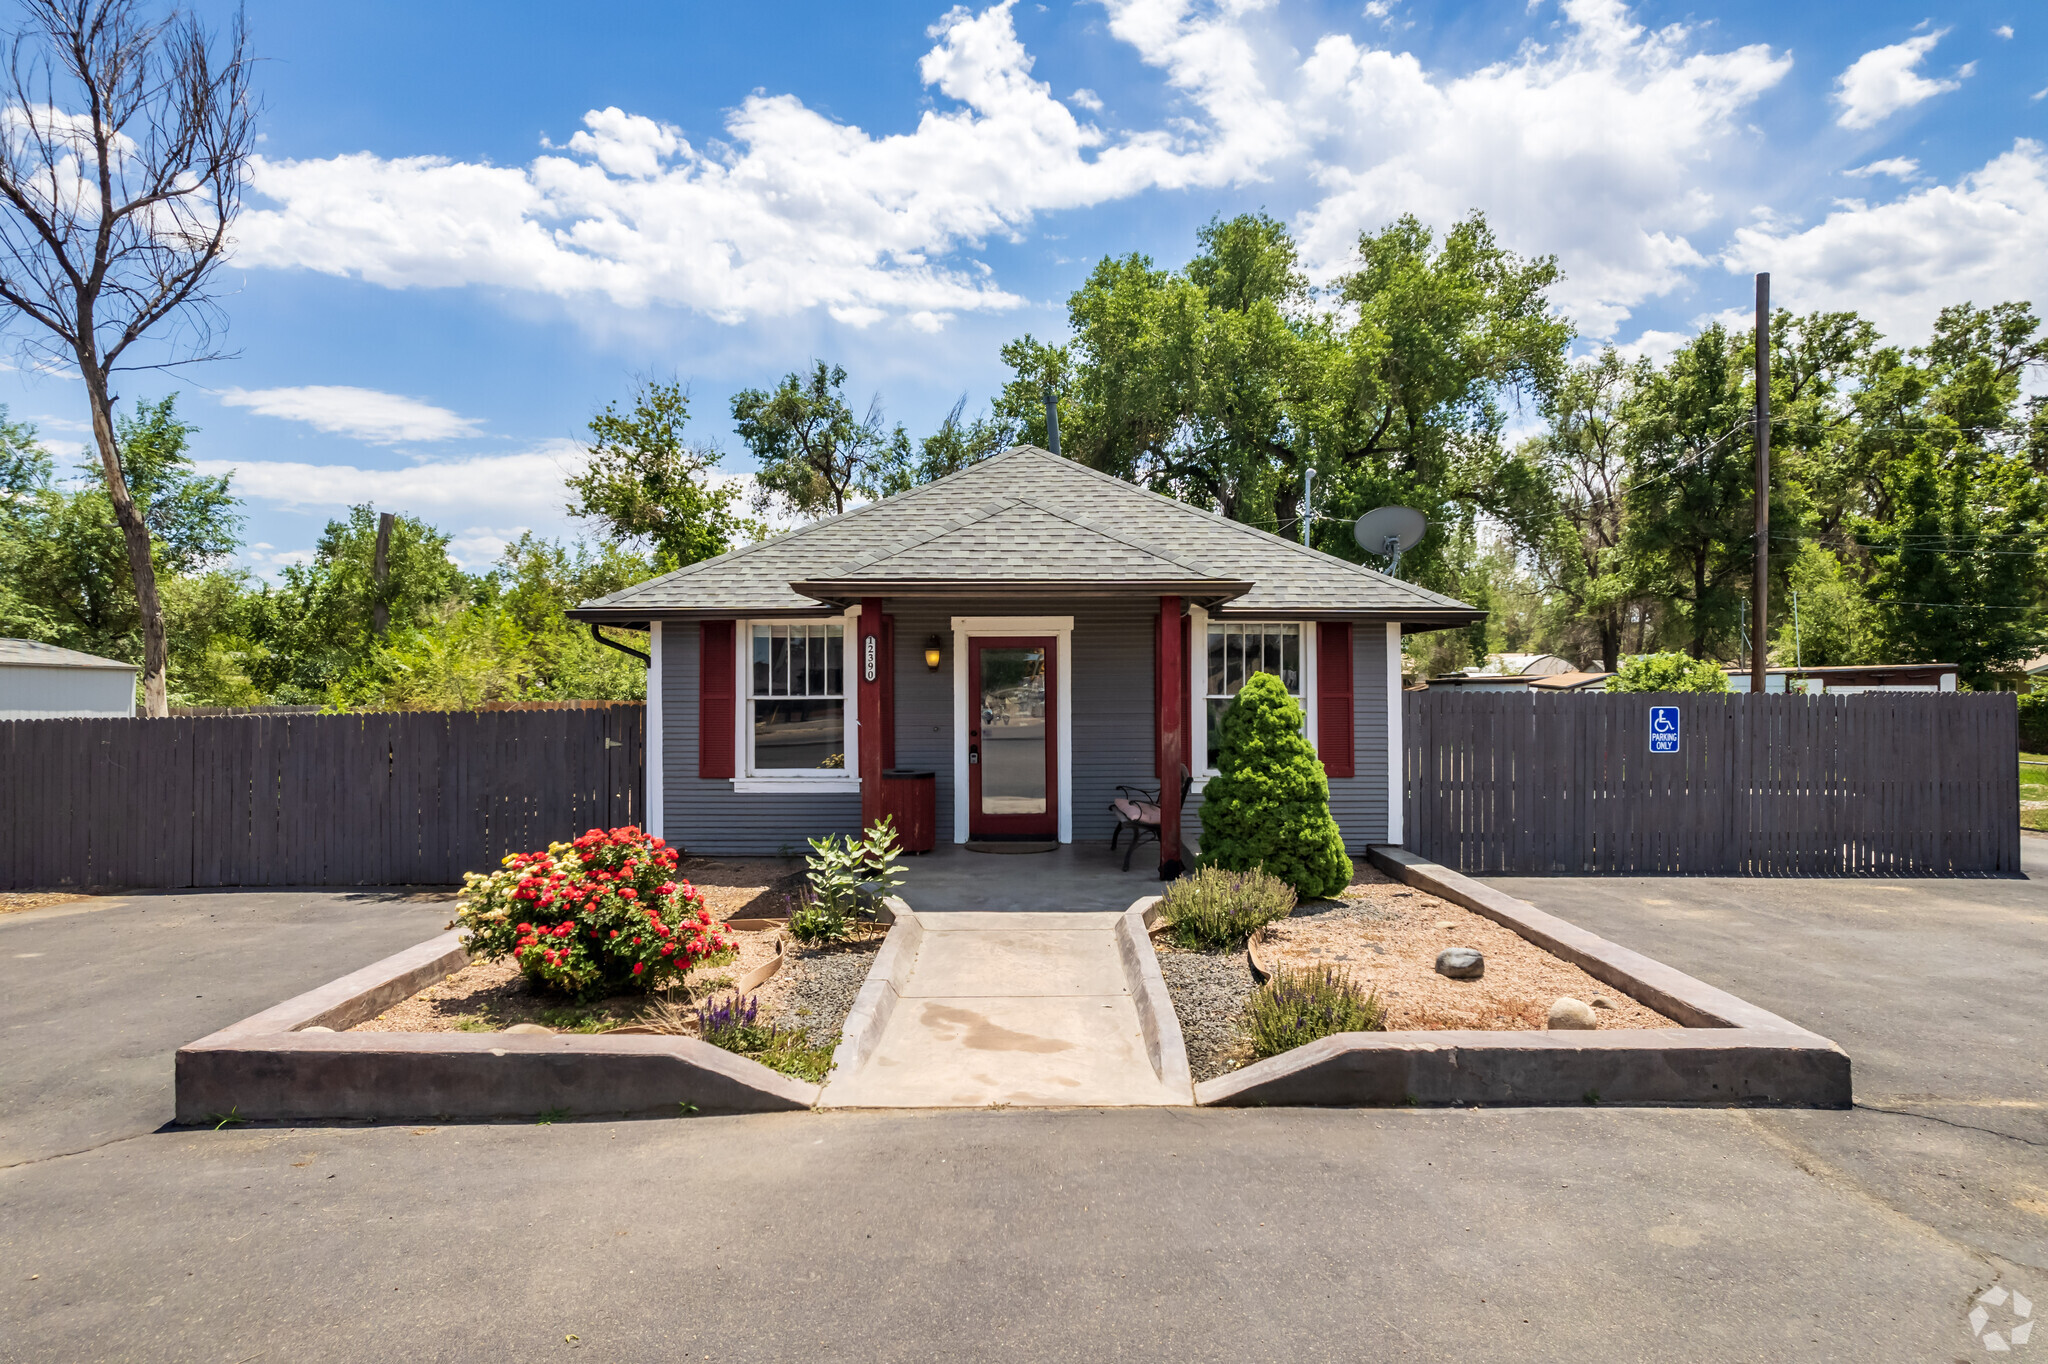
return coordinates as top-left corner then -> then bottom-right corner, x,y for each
1648,705 -> 1681,753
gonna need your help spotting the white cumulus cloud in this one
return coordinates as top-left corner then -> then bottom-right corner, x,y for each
1845,157 -> 1920,179
233,1 -> 1263,327
218,385 -> 484,443
1724,140 -> 2048,343
1281,0 -> 1790,337
1832,30 -> 1967,130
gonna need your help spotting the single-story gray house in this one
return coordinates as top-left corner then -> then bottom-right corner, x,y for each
568,445 -> 1480,870
0,638 -> 138,719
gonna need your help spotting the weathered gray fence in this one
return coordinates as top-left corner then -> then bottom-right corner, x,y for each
1403,692 -> 2019,876
0,705 -> 644,890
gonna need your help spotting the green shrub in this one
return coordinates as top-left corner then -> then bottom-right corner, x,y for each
1608,652 -> 1729,693
1243,965 -> 1385,1058
1159,865 -> 1296,950
789,818 -> 906,945
1197,672 -> 1354,899
2019,690 -> 2048,752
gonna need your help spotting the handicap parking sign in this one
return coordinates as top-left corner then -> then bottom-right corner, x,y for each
1648,705 -> 1680,753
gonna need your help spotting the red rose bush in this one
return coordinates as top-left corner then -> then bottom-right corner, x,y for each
456,826 -> 728,998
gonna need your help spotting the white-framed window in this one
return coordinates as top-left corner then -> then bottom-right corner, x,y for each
747,621 -> 849,774
1202,621 -> 1309,772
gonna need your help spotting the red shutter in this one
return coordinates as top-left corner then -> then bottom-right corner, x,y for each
1317,622 -> 1354,779
700,621 -> 736,780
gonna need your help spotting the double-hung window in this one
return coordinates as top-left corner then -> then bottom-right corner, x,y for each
1204,622 -> 1304,768
748,623 -> 846,773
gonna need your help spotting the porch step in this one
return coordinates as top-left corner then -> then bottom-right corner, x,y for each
818,911 -> 1185,1108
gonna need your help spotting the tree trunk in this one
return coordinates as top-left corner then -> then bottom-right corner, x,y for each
1599,613 -> 1620,674
85,368 -> 167,716
1689,551 -> 1709,660
1273,473 -> 1301,542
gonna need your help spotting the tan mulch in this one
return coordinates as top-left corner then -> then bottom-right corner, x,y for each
671,855 -> 807,920
1261,868 -> 1677,1031
0,891 -> 94,915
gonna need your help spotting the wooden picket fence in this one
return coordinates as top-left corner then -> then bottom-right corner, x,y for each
1403,691 -> 2020,876
0,705 -> 644,890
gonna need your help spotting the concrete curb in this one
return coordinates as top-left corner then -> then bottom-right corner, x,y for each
819,901 -> 925,1097
175,933 -> 819,1123
1115,896 -> 1193,1103
1193,849 -> 1851,1110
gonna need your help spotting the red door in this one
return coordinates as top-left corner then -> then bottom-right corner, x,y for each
967,636 -> 1058,839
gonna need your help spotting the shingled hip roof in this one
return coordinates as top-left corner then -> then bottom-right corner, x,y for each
569,445 -> 1480,626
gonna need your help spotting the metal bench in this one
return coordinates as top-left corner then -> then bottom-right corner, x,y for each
1109,764 -> 1193,871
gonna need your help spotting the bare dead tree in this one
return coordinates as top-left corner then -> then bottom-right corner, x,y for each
0,0 -> 252,715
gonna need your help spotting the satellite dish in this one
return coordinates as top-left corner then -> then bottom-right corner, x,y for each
1353,505 -> 1428,577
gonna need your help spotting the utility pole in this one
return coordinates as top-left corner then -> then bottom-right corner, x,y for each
1301,466 -> 1314,545
372,511 -> 395,637
1751,273 -> 1771,697
1042,385 -> 1061,457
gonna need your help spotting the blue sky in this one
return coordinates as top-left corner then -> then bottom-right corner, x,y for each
2,0 -> 2041,573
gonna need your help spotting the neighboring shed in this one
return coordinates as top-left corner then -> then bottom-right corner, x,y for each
0,639 -> 137,719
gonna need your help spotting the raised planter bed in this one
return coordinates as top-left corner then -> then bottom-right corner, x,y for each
1193,847 -> 1851,1109
175,931 -> 817,1124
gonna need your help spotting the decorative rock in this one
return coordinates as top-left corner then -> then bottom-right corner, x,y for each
504,1023 -> 554,1035
1434,921 -> 1457,931
298,1025 -> 334,1033
1434,947 -> 1485,979
1547,997 -> 1598,1030
1590,995 -> 1617,1011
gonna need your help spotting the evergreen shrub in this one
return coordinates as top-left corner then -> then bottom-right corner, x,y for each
1609,652 -> 1729,693
1197,672 -> 1354,899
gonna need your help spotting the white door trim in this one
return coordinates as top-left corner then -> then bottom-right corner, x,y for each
645,621 -> 664,841
951,615 -> 1075,843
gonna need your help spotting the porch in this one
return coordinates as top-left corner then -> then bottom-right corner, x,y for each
893,839 -> 1172,912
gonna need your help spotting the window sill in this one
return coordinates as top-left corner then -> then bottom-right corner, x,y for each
731,776 -> 861,794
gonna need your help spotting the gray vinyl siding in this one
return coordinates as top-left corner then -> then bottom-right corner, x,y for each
1181,621 -> 1391,855
1328,623 -> 1390,850
659,622 -> 861,856
659,604 -> 1392,856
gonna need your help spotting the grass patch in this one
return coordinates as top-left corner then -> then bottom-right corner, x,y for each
1243,965 -> 1384,1059
696,994 -> 836,1083
1160,865 -> 1297,950
2023,753 -> 2048,830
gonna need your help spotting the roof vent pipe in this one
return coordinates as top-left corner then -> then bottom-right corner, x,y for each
1042,385 -> 1061,456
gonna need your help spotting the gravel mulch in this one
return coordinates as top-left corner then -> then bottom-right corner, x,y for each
1265,869 -> 1676,1031
671,855 -> 806,920
1154,943 -> 1257,1082
763,936 -> 886,1047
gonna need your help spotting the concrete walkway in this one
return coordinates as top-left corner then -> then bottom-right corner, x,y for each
895,840 -> 1167,912
820,911 -> 1182,1108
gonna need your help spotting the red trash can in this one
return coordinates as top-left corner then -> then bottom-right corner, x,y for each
878,769 -> 937,853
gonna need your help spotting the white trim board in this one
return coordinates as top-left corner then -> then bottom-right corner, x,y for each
646,622 -> 664,841
1385,621 -> 1404,845
950,615 -> 1075,844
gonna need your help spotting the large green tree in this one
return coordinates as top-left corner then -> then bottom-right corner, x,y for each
733,362 -> 901,519
567,379 -> 759,569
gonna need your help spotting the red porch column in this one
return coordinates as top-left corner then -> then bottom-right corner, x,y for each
1157,596 -> 1187,876
857,598 -> 887,832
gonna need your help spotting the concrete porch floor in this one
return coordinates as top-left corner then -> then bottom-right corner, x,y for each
893,838 -> 1172,912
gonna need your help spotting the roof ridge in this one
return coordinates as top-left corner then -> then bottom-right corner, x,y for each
825,497 -> 1022,575
997,447 -> 1470,610
1004,494 -> 1236,580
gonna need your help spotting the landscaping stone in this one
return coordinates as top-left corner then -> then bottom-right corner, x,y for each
504,1022 -> 553,1035
1435,947 -> 1484,979
771,939 -> 884,1048
1591,995 -> 1616,1010
1547,997 -> 1598,1030
1155,945 -> 1257,1083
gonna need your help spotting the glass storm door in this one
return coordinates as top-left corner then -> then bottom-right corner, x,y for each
967,637 -> 1057,839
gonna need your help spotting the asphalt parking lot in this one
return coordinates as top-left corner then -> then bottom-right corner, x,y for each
1,855 -> 2043,1362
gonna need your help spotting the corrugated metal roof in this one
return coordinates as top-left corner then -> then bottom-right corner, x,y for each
0,638 -> 139,671
572,445 -> 1479,623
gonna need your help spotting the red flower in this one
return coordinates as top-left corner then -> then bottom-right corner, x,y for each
631,963 -> 645,975
609,930 -> 620,938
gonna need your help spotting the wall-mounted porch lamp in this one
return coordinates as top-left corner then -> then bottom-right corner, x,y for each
924,635 -> 944,671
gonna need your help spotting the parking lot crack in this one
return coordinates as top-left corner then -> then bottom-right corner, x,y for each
1853,1102 -> 2048,1150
